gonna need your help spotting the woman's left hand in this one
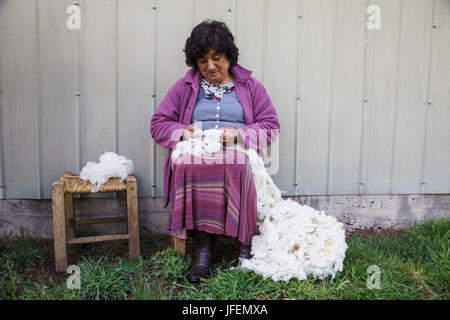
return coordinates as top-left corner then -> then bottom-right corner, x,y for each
219,126 -> 239,145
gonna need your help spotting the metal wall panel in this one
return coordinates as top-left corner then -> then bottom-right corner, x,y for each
194,0 -> 235,34
0,0 -> 41,198
117,0 -> 156,197
37,0 -> 79,199
0,0 -> 449,199
327,0 -> 368,195
422,0 -> 450,193
80,0 -> 117,192
391,0 -> 434,194
365,0 -> 402,194
153,0 -> 195,198
265,0 -> 299,194
235,0 -> 266,82
296,0 -> 335,195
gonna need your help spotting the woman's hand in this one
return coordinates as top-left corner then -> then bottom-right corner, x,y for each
219,126 -> 239,145
183,125 -> 202,140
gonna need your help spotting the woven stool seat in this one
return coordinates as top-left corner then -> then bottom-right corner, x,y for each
52,171 -> 140,272
59,171 -> 127,193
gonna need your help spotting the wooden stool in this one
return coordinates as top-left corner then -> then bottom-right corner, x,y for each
52,171 -> 140,272
173,238 -> 186,258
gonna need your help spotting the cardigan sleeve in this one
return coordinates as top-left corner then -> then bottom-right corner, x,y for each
237,79 -> 280,150
150,79 -> 187,149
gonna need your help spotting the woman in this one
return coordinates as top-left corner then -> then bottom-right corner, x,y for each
150,20 -> 280,283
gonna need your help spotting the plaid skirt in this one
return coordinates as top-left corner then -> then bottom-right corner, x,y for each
168,149 -> 258,245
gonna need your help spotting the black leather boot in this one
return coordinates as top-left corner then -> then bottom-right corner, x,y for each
239,243 -> 252,260
187,230 -> 216,283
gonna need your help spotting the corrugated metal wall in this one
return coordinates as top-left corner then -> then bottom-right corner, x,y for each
0,0 -> 449,200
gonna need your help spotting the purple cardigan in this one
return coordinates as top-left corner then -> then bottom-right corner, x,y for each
150,64 -> 280,208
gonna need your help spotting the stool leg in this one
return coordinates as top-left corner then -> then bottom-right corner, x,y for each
52,180 -> 67,273
65,193 -> 75,241
126,176 -> 140,259
173,237 -> 186,258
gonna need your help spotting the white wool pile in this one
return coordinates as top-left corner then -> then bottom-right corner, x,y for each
240,199 -> 347,281
171,129 -> 348,282
79,151 -> 134,192
171,128 -> 223,160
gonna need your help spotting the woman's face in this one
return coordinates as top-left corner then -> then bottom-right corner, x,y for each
196,48 -> 231,84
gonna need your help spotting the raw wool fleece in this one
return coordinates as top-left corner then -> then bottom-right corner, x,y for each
79,151 -> 134,192
172,129 -> 348,282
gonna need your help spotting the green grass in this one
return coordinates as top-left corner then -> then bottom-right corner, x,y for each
0,218 -> 448,300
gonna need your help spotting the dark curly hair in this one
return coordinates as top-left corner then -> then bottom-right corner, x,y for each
184,20 -> 239,69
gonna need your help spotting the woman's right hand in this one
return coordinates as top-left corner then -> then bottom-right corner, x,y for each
183,125 -> 202,140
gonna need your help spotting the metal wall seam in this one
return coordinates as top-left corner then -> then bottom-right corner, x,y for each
421,0 -> 438,194
77,0 -> 86,201
294,0 -> 304,193
0,44 -> 4,199
76,1 -> 82,176
114,0 -> 119,200
262,0 -> 268,85
79,0 -> 86,178
0,2 -> 4,199
34,0 -> 42,199
326,0 -> 338,195
389,0 -> 404,195
228,0 -> 237,36
115,0 -> 119,157
358,0 -> 376,195
151,0 -> 158,197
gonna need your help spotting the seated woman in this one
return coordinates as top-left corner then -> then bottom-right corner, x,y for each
150,20 -> 280,283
